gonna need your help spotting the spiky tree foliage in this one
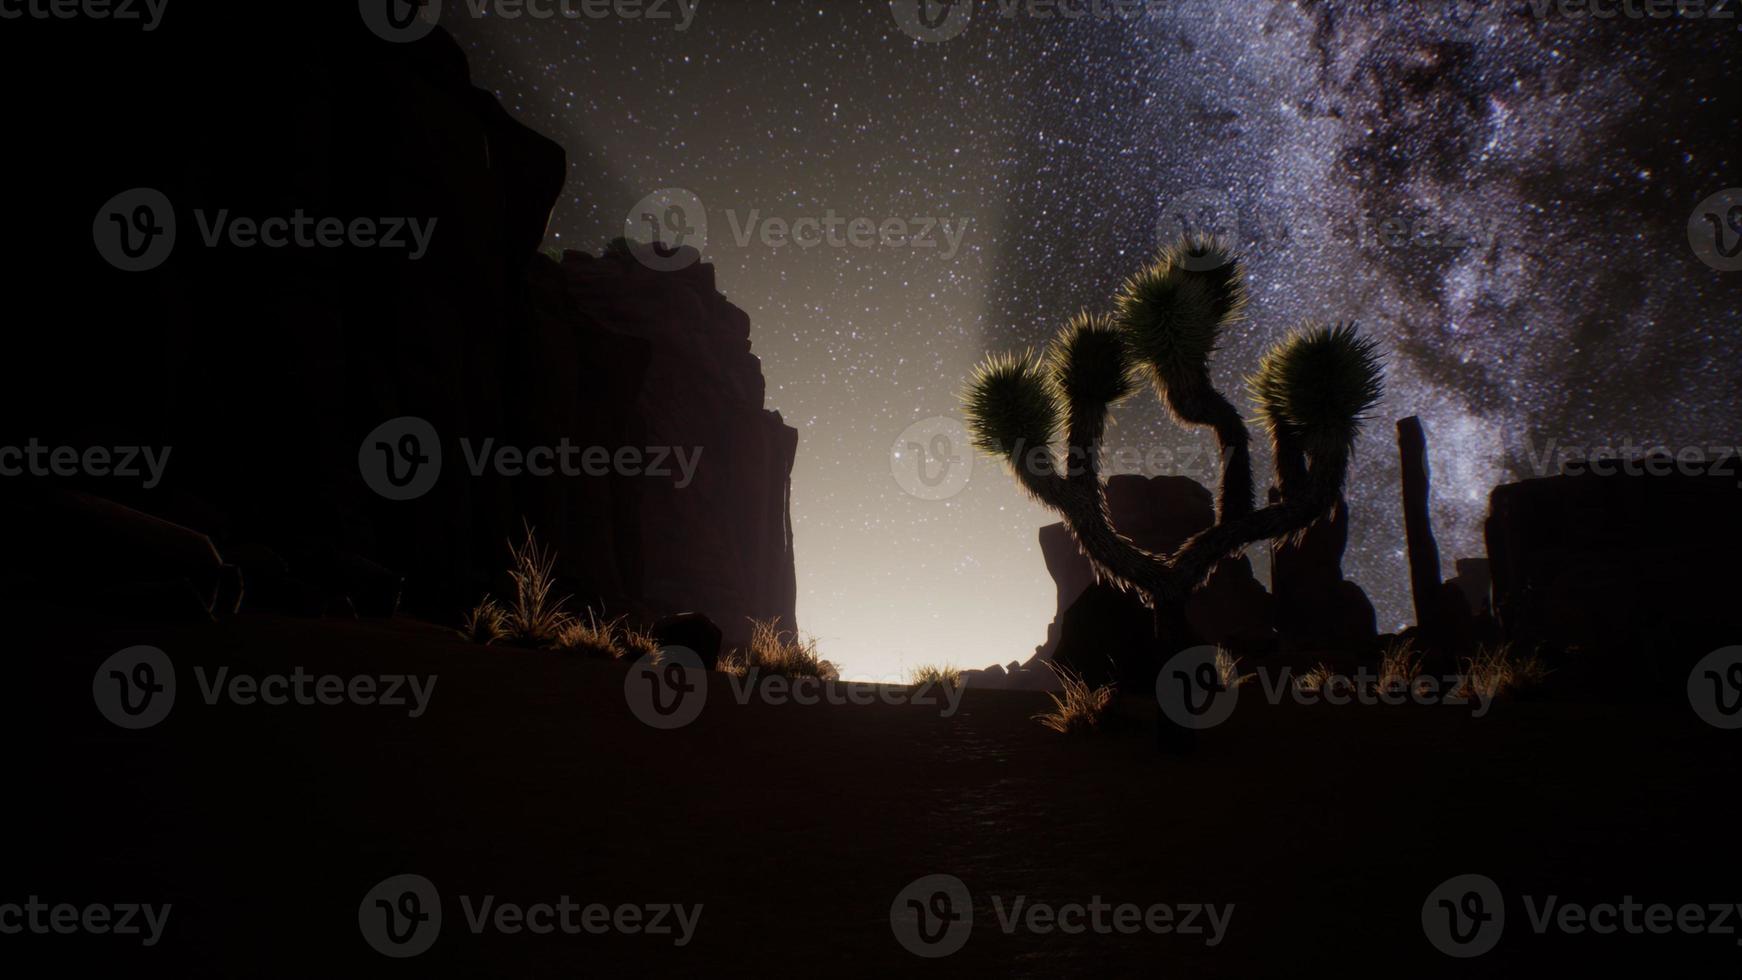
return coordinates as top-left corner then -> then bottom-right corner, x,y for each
962,236 -> 1384,611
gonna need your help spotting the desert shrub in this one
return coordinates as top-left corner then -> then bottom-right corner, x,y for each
1034,663 -> 1116,734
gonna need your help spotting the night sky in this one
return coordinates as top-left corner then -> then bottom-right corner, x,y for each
446,1 -> 1741,679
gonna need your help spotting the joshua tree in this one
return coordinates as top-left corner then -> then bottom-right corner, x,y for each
963,236 -> 1384,643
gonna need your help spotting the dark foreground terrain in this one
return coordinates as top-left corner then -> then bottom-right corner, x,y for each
7,613 -> 1740,977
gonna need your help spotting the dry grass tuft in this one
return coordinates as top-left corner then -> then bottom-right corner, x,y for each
457,595 -> 509,645
719,618 -> 837,679
554,610 -> 663,661
502,524 -> 576,646
1216,648 -> 1256,691
1293,661 -> 1336,694
1034,662 -> 1117,734
1455,643 -> 1551,699
909,664 -> 963,688
1377,639 -> 1423,695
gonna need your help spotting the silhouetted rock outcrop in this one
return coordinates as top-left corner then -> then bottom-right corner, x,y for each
1270,495 -> 1379,654
1398,417 -> 1446,634
1486,458 -> 1742,675
552,250 -> 798,647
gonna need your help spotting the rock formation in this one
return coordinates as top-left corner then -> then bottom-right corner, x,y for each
1269,493 -> 1380,655
1031,474 -> 1277,690
0,22 -> 797,647
1485,457 -> 1742,674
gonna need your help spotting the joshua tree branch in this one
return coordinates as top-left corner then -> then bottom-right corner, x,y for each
1014,453 -> 1174,602
1162,376 -> 1254,524
1165,448 -> 1348,601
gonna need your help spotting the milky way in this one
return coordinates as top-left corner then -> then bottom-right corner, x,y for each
451,1 -> 1741,677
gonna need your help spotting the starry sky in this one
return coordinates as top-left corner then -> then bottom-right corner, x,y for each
449,0 -> 1741,680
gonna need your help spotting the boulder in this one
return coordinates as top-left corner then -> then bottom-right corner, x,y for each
653,612 -> 724,671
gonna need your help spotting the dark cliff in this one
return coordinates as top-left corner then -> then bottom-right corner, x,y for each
0,16 -> 797,642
